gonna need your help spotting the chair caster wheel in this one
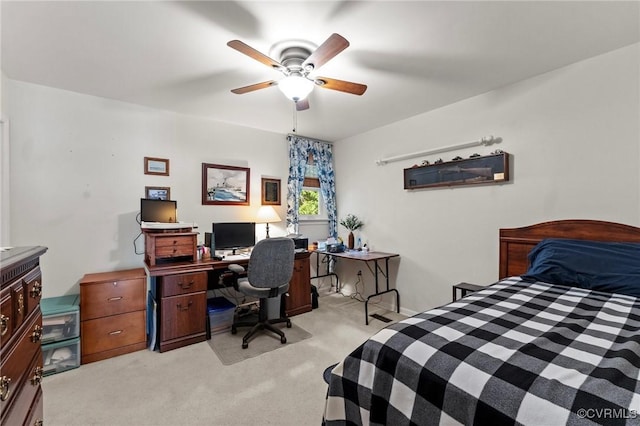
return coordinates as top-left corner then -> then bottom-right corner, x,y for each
242,342 -> 248,349
286,320 -> 292,328
281,336 -> 287,344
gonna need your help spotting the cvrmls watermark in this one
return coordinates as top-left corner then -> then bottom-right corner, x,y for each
577,408 -> 638,420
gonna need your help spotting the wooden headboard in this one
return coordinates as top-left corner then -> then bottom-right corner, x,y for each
499,219 -> 640,279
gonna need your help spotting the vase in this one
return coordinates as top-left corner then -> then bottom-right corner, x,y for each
348,231 -> 355,250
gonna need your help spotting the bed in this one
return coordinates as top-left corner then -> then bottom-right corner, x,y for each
323,220 -> 640,425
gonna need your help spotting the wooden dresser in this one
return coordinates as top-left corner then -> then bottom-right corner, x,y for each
79,268 -> 147,364
1,246 -> 48,426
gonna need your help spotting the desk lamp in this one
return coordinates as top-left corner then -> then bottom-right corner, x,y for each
257,206 -> 281,238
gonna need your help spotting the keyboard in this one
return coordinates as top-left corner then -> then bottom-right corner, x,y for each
223,254 -> 250,262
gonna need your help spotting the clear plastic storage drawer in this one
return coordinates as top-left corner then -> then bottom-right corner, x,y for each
41,295 -> 80,343
42,337 -> 80,376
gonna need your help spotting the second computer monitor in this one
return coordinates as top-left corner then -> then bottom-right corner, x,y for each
212,222 -> 256,255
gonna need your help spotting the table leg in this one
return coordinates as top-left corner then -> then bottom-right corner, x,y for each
364,258 -> 400,325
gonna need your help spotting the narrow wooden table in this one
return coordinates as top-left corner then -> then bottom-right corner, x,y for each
312,250 -> 400,325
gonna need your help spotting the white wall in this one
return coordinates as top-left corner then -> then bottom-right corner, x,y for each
333,44 -> 640,315
4,80 -> 290,297
4,44 -> 639,310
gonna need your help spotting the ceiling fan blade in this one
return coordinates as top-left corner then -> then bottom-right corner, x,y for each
296,98 -> 310,111
302,33 -> 349,71
315,77 -> 367,95
227,40 -> 284,70
231,80 -> 277,94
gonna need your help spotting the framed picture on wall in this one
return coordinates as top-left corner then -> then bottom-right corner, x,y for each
261,178 -> 281,205
202,163 -> 250,205
144,157 -> 169,176
145,186 -> 170,200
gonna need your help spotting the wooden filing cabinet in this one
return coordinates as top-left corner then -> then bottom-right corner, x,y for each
0,246 -> 47,426
80,268 -> 147,364
144,231 -> 197,266
156,270 -> 207,352
286,251 -> 312,316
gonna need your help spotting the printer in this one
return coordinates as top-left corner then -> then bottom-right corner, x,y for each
289,235 -> 308,251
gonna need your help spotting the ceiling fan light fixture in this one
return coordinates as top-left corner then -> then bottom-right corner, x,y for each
278,75 -> 314,101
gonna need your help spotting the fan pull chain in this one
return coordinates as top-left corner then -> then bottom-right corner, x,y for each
292,102 -> 297,133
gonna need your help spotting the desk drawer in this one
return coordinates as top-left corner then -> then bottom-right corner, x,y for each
155,244 -> 194,259
154,235 -> 195,248
81,277 -> 146,320
160,293 -> 206,341
160,272 -> 207,297
81,311 -> 145,356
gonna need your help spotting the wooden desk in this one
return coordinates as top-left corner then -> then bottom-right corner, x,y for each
145,251 -> 312,352
312,250 -> 400,325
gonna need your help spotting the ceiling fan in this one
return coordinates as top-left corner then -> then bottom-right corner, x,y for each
227,33 -> 367,111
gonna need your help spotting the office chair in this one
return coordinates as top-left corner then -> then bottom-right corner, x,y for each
228,237 -> 295,349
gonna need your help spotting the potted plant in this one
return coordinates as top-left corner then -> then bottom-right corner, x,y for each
339,214 -> 364,249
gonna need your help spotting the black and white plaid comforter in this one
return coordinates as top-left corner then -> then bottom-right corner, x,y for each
324,277 -> 640,425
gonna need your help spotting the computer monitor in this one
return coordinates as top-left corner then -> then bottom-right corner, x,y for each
212,222 -> 256,255
140,198 -> 177,223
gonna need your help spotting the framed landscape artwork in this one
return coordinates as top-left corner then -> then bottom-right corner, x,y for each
202,163 -> 250,205
144,157 -> 169,176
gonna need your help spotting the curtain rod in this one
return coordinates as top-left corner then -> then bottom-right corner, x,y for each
375,135 -> 499,166
287,133 -> 334,145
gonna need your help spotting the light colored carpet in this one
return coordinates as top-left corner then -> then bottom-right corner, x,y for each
42,285 -> 406,425
209,322 -> 312,365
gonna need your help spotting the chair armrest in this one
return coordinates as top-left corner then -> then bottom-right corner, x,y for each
227,264 -> 247,291
228,264 -> 245,274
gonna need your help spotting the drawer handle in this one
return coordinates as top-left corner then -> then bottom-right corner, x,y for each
31,367 -> 43,386
0,315 -> 9,336
177,301 -> 193,311
0,376 -> 11,401
109,330 -> 123,335
179,281 -> 194,289
17,293 -> 24,316
30,281 -> 42,298
108,296 -> 123,302
30,325 -> 42,343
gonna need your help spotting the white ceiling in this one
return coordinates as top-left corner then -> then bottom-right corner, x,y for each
2,1 -> 639,141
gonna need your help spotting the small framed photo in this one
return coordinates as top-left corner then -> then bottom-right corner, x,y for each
261,178 -> 281,205
144,157 -> 169,176
145,186 -> 171,200
202,163 -> 250,206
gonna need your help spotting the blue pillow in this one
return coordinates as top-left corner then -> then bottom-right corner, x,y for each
523,238 -> 640,297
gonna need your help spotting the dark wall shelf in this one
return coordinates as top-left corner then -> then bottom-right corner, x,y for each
404,152 -> 509,190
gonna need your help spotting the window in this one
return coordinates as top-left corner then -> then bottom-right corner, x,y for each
299,155 -> 326,220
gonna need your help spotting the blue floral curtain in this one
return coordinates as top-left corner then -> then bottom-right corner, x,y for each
286,134 -> 338,237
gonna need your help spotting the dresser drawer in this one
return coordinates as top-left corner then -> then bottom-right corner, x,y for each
0,309 -> 42,414
160,293 -> 206,342
22,267 -> 43,321
81,310 -> 146,356
81,277 -> 146,320
160,272 -> 207,297
1,351 -> 43,426
1,286 -> 15,342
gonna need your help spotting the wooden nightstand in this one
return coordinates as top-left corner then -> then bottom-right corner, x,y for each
452,282 -> 485,301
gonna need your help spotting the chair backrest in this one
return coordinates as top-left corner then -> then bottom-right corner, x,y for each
246,237 -> 295,289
